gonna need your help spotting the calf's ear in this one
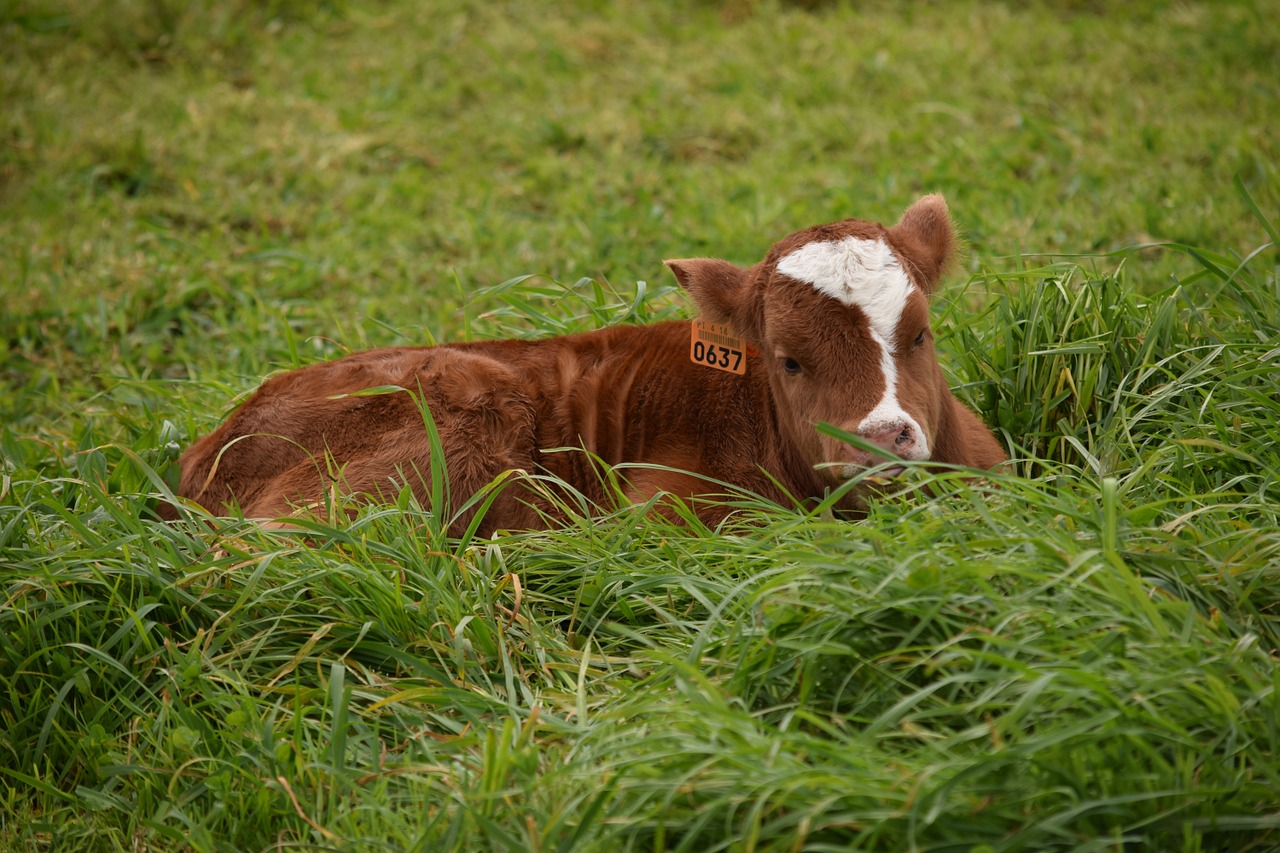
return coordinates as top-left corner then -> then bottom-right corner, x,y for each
888,194 -> 957,292
665,258 -> 762,339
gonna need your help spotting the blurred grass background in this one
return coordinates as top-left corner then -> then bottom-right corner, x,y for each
3,0 -> 1275,402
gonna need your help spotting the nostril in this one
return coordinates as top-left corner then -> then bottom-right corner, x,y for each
854,423 -> 914,455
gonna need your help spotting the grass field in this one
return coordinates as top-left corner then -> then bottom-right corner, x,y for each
2,0 -> 1279,850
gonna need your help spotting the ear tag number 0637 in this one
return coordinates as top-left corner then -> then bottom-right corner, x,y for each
690,320 -> 753,375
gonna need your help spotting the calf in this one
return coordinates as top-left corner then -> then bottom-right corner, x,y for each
172,195 -> 1006,534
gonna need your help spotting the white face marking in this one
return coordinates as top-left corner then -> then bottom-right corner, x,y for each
837,337 -> 930,478
776,237 -> 929,475
775,236 -> 914,348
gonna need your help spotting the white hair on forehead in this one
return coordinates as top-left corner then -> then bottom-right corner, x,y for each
775,236 -> 915,351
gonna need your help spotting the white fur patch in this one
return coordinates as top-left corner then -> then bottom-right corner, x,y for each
837,331 -> 930,478
775,237 -> 914,348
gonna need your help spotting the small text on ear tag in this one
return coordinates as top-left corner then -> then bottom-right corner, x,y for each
691,320 -> 751,375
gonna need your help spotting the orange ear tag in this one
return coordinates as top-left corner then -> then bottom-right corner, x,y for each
690,320 -> 753,375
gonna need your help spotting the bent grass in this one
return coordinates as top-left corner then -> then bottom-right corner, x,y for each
4,206 -> 1278,849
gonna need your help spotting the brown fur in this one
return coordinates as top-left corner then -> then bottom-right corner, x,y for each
169,197 -> 1006,533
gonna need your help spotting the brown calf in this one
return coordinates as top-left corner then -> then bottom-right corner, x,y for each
172,195 -> 1006,533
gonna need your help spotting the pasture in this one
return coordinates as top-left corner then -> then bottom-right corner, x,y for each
2,0 -> 1278,850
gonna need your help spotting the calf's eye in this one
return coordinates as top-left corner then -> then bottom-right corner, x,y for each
914,329 -> 927,348
781,357 -> 802,375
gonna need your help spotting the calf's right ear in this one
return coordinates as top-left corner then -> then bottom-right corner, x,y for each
665,258 -> 761,339
889,194 -> 957,292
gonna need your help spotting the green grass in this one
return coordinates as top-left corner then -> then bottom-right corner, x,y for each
2,0 -> 1279,849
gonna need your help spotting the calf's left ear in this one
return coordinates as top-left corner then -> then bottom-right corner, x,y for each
888,194 -> 957,292
665,258 -> 762,340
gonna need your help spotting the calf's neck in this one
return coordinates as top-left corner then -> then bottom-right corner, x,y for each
172,195 -> 1006,533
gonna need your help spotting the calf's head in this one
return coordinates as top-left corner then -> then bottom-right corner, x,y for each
667,194 -> 960,484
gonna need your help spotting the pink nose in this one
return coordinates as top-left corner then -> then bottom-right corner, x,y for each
845,421 -> 918,468
860,422 -> 917,453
